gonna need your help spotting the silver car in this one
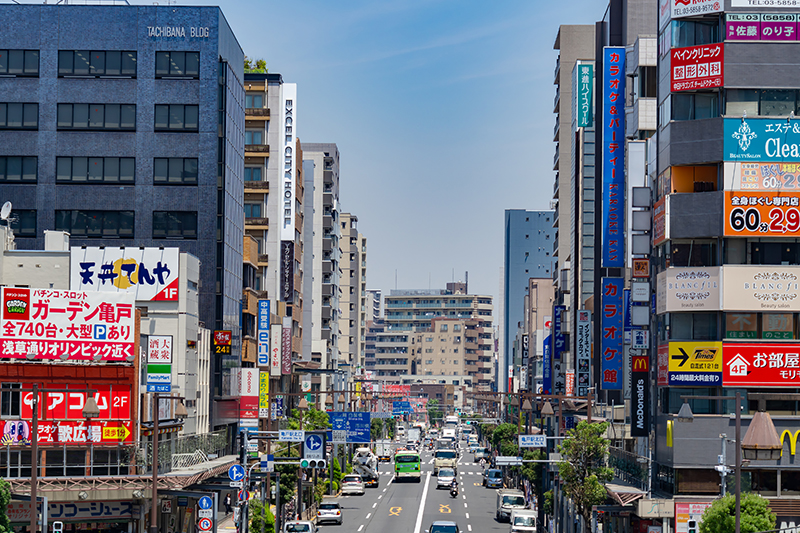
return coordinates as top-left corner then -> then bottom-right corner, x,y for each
316,501 -> 343,525
341,474 -> 365,495
437,467 -> 457,489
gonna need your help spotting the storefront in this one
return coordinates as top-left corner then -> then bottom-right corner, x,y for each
7,500 -> 139,533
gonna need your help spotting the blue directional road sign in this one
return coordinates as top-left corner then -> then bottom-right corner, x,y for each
304,433 -> 324,461
228,464 -> 245,482
198,496 -> 213,510
327,412 -> 371,444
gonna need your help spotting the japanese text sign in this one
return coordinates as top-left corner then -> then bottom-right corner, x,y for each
675,503 -> 712,533
20,385 -> 131,421
723,342 -> 800,386
724,191 -> 800,237
667,341 -> 723,386
542,334 -> 552,395
602,47 -> 625,268
281,318 -> 292,375
7,501 -> 135,524
70,247 -> 179,301
671,44 -> 723,92
727,13 -> 798,41
1,288 -> 135,361
600,277 -> 624,390
576,62 -> 593,128
724,162 -> 800,191
146,335 -> 172,364
2,419 -> 132,445
257,300 -> 270,367
672,0 -> 722,19
259,370 -> 269,418
553,305 -> 566,360
576,310 -> 592,398
725,118 -> 800,162
270,325 -> 281,375
328,412 -> 371,443
214,330 -> 232,356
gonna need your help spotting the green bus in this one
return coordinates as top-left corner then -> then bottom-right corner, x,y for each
394,450 -> 422,481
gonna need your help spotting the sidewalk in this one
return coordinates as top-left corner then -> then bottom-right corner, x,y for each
217,511 -> 237,532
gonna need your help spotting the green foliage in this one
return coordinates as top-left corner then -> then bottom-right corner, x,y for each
249,497 -> 275,533
288,408 -> 330,431
244,55 -> 268,73
371,418 -> 384,441
331,457 -> 343,486
427,399 -> 443,424
519,448 -> 545,485
491,423 -> 518,450
385,417 -> 396,439
699,493 -> 776,533
557,421 -> 614,527
0,478 -> 11,533
543,490 -> 553,516
480,423 -> 497,444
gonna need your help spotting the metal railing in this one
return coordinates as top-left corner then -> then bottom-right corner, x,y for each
608,446 -> 648,491
140,429 -> 229,475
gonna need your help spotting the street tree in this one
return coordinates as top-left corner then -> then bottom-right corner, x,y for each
0,478 -> 11,533
371,418 -> 384,441
699,493 -> 776,533
491,423 -> 518,450
249,497 -> 275,533
427,399 -> 443,425
557,420 -> 614,530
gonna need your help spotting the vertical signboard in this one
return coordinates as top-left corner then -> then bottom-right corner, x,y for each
576,310 -> 592,397
553,305 -> 566,395
239,368 -> 259,420
543,335 -> 552,395
601,278 -> 624,390
602,47 -> 625,268
146,335 -> 173,392
270,325 -> 282,375
281,317 -> 292,375
630,355 -> 649,437
280,241 -> 295,302
521,334 -> 529,389
280,83 -> 297,241
257,300 -> 270,367
577,62 -> 593,128
259,370 -> 269,418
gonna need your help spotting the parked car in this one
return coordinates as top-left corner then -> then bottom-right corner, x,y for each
284,521 -> 317,533
317,501 -> 343,525
341,474 -> 365,495
484,468 -> 503,488
425,521 -> 461,533
436,467 -> 457,489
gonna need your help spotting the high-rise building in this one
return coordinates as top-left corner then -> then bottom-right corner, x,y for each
366,289 -> 382,321
0,4 -> 245,414
339,213 -> 367,374
502,210 -> 555,392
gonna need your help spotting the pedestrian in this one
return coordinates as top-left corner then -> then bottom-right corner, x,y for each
224,493 -> 232,516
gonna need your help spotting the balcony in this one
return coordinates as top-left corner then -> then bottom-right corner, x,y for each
553,149 -> 559,171
244,180 -> 269,194
554,90 -> 560,113
257,254 -> 268,266
245,108 -> 270,120
245,144 -> 270,158
245,217 -> 269,230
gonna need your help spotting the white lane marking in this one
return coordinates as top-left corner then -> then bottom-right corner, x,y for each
378,495 -> 383,499
465,513 -> 470,519
383,488 -> 388,492
413,472 -> 433,533
366,513 -> 372,519
462,495 -> 466,500
467,526 -> 472,532
372,502 -> 378,509
464,502 -> 468,508
358,527 -> 364,532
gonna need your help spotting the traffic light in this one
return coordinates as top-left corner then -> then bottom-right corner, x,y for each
688,520 -> 697,533
300,459 -> 327,469
239,431 -> 248,465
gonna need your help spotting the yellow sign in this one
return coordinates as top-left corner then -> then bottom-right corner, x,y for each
259,371 -> 269,412
667,342 -> 723,373
439,505 -> 451,514
781,430 -> 800,456
389,507 -> 402,516
102,424 -> 131,441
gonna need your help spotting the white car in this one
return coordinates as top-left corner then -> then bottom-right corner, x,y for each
437,467 -> 457,489
341,474 -> 365,495
317,501 -> 343,525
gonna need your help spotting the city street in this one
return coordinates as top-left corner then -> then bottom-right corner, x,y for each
320,441 -> 512,533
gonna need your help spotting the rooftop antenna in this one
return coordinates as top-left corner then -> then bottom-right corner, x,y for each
0,202 -> 11,221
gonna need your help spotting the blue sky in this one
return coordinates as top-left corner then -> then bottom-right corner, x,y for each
159,0 -> 602,302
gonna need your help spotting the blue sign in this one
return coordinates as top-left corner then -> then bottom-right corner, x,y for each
623,289 -> 633,332
600,277 -> 624,390
271,396 -> 284,418
327,412 -> 371,443
602,46 -> 626,268
519,434 -> 546,448
146,384 -> 172,393
554,305 -> 566,360
392,401 -> 412,415
228,464 -> 245,482
198,496 -> 213,510
257,300 -> 270,366
724,117 -> 800,162
543,334 -> 552,395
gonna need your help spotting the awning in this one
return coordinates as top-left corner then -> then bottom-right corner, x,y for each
605,483 -> 647,506
140,420 -> 183,436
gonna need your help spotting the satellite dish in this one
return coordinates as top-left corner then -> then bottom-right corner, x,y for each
0,202 -> 10,221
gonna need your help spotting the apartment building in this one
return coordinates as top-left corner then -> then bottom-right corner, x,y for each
339,213 -> 367,374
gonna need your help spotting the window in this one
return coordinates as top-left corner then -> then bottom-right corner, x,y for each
761,90 -> 796,116
153,211 -> 197,239
0,103 -> 37,129
155,51 -> 200,78
0,157 -> 37,183
57,157 -> 134,184
0,50 -> 39,76
245,131 -> 263,145
672,20 -> 720,48
155,105 -> 199,131
671,93 -> 719,121
244,204 -> 262,218
725,89 -> 759,117
1,383 -> 21,417
440,324 -> 448,332
639,66 -> 657,99
153,158 -> 198,184
725,89 -> 800,117
55,210 -> 134,238
245,95 -> 264,108
57,104 -> 136,131
670,312 -> 718,340
244,167 -> 262,182
9,209 -> 35,238
58,51 -> 136,77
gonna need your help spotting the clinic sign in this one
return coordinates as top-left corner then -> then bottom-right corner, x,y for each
727,13 -> 800,41
725,118 -> 800,162
602,47 -> 625,269
70,247 -> 180,301
671,44 -> 723,92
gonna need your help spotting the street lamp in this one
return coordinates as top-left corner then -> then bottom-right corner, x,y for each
741,409 -> 782,461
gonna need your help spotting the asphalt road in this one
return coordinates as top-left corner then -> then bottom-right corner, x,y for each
318,438 -> 513,533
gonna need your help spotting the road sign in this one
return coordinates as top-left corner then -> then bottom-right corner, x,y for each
197,517 -> 212,531
238,490 -> 247,501
229,481 -> 243,488
304,433 -> 324,461
495,456 -> 523,466
328,412 -> 371,443
260,454 -> 274,472
198,509 -> 212,519
279,430 -> 304,442
331,430 -> 346,444
370,412 -> 392,419
198,496 -> 213,510
228,464 -> 245,482
519,435 -> 546,448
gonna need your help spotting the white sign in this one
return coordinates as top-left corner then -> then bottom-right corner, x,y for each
147,26 -> 211,39
657,267 -> 721,314
229,481 -> 244,488
280,83 -> 297,240
146,335 -> 173,364
631,330 -> 650,350
519,435 -> 546,448
672,0 -> 723,19
270,325 -> 282,375
279,430 -> 304,442
239,368 -> 259,397
631,281 -> 650,303
198,509 -> 213,519
332,430 -> 347,444
731,0 -> 800,5
70,247 -> 180,301
495,456 -> 523,466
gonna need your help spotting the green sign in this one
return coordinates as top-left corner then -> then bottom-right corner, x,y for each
577,62 -> 593,128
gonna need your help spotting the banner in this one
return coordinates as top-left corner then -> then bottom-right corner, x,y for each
0,287 -> 135,361
630,355 -> 649,437
270,325 -> 281,375
724,191 -> 800,237
725,118 -> 800,162
668,341 -> 723,386
280,83 -> 297,240
671,44 -> 723,92
281,317 -> 292,375
727,13 -> 799,41
259,371 -> 269,418
600,278 -> 624,390
602,47 -> 625,269
70,246 -> 180,301
657,344 -> 669,386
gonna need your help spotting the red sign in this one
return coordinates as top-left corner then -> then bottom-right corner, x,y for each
723,342 -> 800,386
1,419 -> 132,445
21,385 -> 131,420
657,344 -> 669,386
671,44 -> 723,92
214,330 -> 232,345
281,326 -> 292,375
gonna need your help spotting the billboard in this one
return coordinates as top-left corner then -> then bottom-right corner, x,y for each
70,246 -> 179,301
259,370 -> 269,418
725,118 -> 800,162
543,334 -> 552,395
724,191 -> 800,237
146,335 -> 172,393
671,44 -> 723,92
723,265 -> 800,311
672,0 -> 722,19
600,278 -> 624,390
727,13 -> 799,42
238,368 -> 259,419
656,267 -> 721,313
602,47 -> 625,269
630,355 -> 649,437
257,300 -> 270,367
723,342 -> 800,387
270,325 -> 281,375
280,83 -> 297,240
724,162 -> 800,191
667,341 -> 723,386
0,287 -> 135,361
